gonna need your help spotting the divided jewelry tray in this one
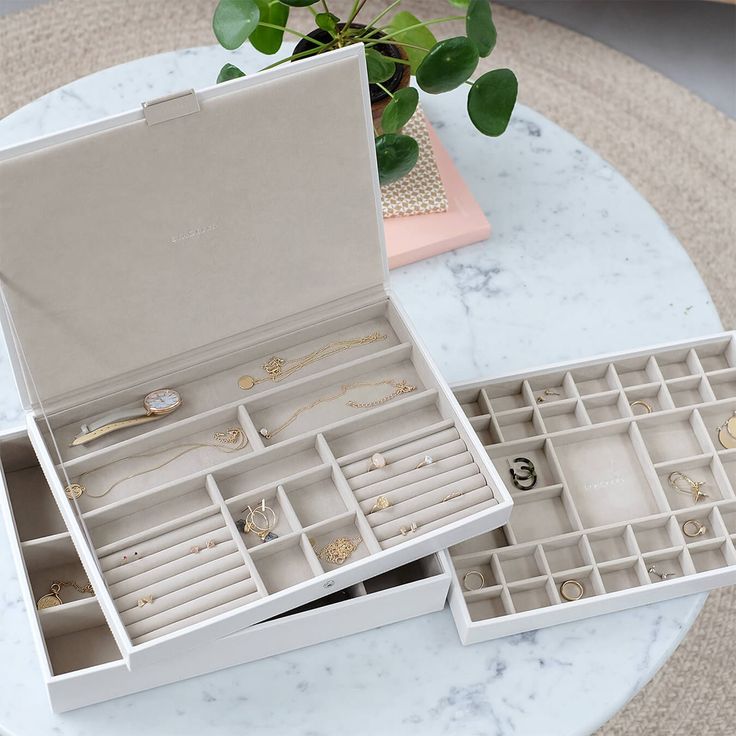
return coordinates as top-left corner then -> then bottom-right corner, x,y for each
26,297 -> 508,668
447,332 -> 736,644
0,425 -> 450,712
0,48 -> 511,672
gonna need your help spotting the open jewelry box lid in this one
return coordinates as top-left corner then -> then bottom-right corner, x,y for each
0,45 -> 387,414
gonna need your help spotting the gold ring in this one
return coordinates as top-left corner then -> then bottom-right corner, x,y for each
416,455 -> 434,469
369,452 -> 387,471
682,519 -> 707,538
630,400 -> 653,415
369,495 -> 391,514
560,579 -> 584,601
463,570 -> 485,591
443,491 -> 463,502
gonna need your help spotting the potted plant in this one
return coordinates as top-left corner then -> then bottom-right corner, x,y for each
213,0 -> 517,184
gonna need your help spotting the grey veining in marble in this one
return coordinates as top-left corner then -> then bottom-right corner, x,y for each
0,43 -> 721,736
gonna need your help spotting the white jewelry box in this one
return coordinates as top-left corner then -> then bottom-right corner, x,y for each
0,46 -> 511,672
447,332 -> 736,644
0,424 -> 451,712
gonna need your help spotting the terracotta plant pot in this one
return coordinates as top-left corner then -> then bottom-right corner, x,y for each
293,24 -> 411,131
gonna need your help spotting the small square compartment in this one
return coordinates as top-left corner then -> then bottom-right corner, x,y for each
722,456 -> 736,494
599,558 -> 645,593
666,376 -> 711,409
466,587 -> 510,622
283,468 -> 347,528
625,384 -> 670,415
571,365 -> 617,396
510,486 -> 576,543
25,536 -> 92,606
699,404 -> 736,452
632,517 -> 680,553
688,539 -> 733,572
615,357 -> 659,388
588,526 -> 637,563
528,372 -> 570,405
696,339 -> 735,372
455,388 -> 488,418
484,380 -> 529,412
538,400 -> 588,434
643,548 -> 688,582
454,553 -> 497,590
553,568 -> 600,601
655,348 -> 699,380
508,578 -> 555,613
497,546 -> 544,583
674,507 -> 724,544
543,536 -> 588,572
496,408 -> 543,442
308,516 -> 371,571
658,459 -> 726,511
250,536 -> 316,593
6,464 -> 68,542
707,369 -> 736,401
450,527 -> 510,556
490,439 -> 559,489
228,488 -> 297,549
718,501 -> 736,534
639,414 -> 705,464
583,392 -> 628,424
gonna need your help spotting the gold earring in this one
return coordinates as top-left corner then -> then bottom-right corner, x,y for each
399,522 -> 419,536
668,471 -> 708,503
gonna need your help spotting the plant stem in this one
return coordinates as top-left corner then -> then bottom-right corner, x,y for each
260,45 -> 335,71
362,0 -> 403,32
377,15 -> 464,42
363,38 -> 430,53
256,22 -> 330,43
344,0 -> 369,27
376,82 -> 394,99
320,0 -> 330,15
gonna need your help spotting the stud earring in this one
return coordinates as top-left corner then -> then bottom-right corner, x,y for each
399,522 -> 419,536
536,389 -> 561,404
647,565 -> 675,581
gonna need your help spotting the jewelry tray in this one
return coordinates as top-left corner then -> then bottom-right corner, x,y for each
0,49 -> 511,669
446,332 -> 736,644
0,425 -> 451,712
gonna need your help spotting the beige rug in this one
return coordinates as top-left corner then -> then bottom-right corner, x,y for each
1,2 -> 734,733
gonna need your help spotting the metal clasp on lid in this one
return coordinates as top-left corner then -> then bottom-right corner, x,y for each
142,89 -> 200,126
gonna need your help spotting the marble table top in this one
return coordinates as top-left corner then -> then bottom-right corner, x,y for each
0,43 -> 722,736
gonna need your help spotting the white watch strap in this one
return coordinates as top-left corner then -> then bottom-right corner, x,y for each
81,406 -> 148,434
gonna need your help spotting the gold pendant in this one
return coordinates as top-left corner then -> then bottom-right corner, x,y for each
37,584 -> 62,609
65,483 -> 85,500
238,375 -> 256,390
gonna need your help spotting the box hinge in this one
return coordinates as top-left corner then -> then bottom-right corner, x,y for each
142,89 -> 200,126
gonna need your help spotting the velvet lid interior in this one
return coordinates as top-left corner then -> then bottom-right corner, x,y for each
0,47 -> 386,410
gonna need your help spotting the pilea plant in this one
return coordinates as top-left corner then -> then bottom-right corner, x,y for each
213,0 -> 517,185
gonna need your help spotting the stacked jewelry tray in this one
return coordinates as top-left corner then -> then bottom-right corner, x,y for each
446,332 -> 736,644
0,424 -> 451,712
0,47 -> 511,673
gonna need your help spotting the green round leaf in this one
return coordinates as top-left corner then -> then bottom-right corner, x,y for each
279,0 -> 319,5
365,48 -> 397,85
467,68 -> 518,136
217,63 -> 246,84
381,87 -> 419,134
385,11 -> 438,74
416,37 -> 479,94
250,0 -> 289,55
375,133 -> 419,185
315,11 -> 339,36
213,0 -> 260,50
467,0 -> 496,57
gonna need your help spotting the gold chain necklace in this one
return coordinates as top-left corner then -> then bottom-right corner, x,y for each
37,579 -> 94,609
238,331 -> 388,390
65,427 -> 247,500
258,379 -> 416,440
312,536 -> 363,565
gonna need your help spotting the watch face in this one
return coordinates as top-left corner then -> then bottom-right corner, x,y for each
144,388 -> 182,415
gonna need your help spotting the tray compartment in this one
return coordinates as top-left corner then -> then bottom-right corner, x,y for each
657,455 -> 732,510
582,392 -> 629,424
687,538 -> 736,573
507,577 -> 558,612
508,485 -> 580,542
654,348 -> 701,380
637,410 -> 711,464
538,399 -> 590,433
496,545 -> 546,583
570,364 -> 619,396
624,383 -> 672,414
614,356 -> 661,388
642,547 -> 693,582
494,408 -> 544,442
249,534 -> 320,593
542,535 -> 593,572
665,376 -> 715,408
598,557 -> 648,593
481,380 -> 531,412
587,525 -> 639,563
631,516 -> 684,553
695,337 -> 735,372
488,438 -> 561,490
552,567 -> 603,601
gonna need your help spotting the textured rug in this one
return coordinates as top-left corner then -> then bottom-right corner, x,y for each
1,1 -> 734,733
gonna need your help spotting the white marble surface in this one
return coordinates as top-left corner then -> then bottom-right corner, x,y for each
0,44 -> 722,736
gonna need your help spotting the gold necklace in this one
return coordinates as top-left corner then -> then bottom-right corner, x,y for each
65,427 -> 247,500
258,379 -> 416,440
37,579 -> 94,609
237,331 -> 388,390
312,536 -> 363,565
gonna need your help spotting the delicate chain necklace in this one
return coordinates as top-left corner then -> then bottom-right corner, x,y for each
37,579 -> 94,609
237,331 -> 388,390
312,536 -> 363,565
64,427 -> 248,500
258,379 -> 416,440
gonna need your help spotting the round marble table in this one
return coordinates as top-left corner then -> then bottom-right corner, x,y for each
0,44 -> 722,736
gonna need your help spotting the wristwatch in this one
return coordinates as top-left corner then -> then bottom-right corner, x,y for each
71,389 -> 182,447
